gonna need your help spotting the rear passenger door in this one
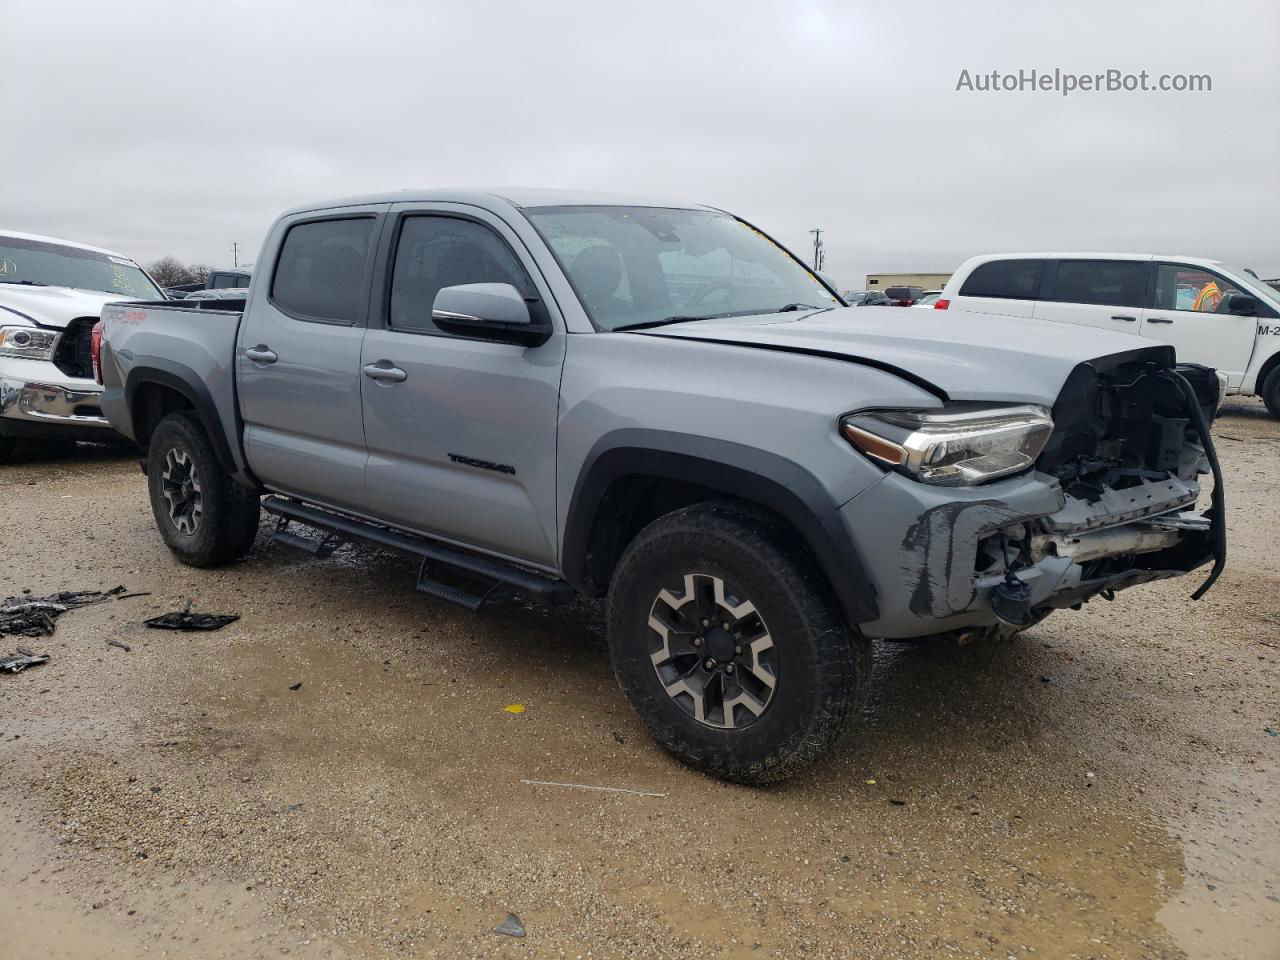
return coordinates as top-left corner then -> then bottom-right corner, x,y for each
237,207 -> 387,512
953,259 -> 1044,317
359,204 -> 566,568
1034,259 -> 1150,332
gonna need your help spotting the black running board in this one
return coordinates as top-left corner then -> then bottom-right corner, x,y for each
261,496 -> 576,606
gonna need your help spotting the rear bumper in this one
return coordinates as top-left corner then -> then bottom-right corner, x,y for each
0,362 -> 113,439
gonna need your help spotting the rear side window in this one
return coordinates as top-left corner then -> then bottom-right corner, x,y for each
1050,260 -> 1147,308
271,217 -> 375,323
388,216 -> 534,335
959,259 -> 1045,300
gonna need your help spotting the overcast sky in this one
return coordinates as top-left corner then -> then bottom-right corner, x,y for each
3,0 -> 1277,286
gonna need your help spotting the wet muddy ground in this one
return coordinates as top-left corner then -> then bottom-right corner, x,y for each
2,399 -> 1277,959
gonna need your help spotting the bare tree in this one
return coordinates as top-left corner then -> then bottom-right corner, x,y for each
186,263 -> 211,284
147,256 -> 190,287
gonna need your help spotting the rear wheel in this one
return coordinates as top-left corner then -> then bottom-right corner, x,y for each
606,501 -> 871,785
1261,366 -> 1280,419
147,412 -> 260,567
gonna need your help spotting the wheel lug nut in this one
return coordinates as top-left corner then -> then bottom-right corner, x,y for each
721,622 -> 730,630
701,619 -> 709,627
693,637 -> 703,647
726,664 -> 735,674
734,645 -> 742,655
704,658 -> 716,669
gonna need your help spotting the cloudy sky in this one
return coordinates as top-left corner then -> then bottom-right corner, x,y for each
4,0 -> 1277,286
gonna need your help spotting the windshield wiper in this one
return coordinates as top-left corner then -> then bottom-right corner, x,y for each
0,279 -> 49,286
612,315 -> 719,332
775,302 -> 820,312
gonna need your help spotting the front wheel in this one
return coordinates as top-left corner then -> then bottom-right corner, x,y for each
147,412 -> 260,567
606,501 -> 871,785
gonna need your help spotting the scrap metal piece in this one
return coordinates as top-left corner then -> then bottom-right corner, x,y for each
1,650 -> 50,673
1,586 -> 142,638
144,600 -> 239,631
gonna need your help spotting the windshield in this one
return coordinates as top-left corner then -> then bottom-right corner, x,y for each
0,235 -> 162,299
1223,264 -> 1280,308
523,206 -> 839,330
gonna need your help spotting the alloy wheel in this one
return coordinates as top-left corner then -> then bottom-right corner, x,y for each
646,573 -> 777,729
160,446 -> 203,535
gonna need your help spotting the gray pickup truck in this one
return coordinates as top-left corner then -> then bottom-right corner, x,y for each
96,189 -> 1226,783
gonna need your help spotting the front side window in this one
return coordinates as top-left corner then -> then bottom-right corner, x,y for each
388,216 -> 535,334
271,218 -> 375,323
1050,260 -> 1147,308
958,259 -> 1045,300
1154,264 -> 1245,313
523,206 -> 838,330
0,235 -> 161,299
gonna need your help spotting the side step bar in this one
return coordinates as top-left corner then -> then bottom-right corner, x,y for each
261,496 -> 576,607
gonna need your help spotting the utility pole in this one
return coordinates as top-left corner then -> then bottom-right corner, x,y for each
808,228 -> 824,273
231,242 -> 239,268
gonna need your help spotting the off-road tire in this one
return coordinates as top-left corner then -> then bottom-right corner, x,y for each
147,412 -> 260,567
606,501 -> 871,785
1261,365 -> 1280,419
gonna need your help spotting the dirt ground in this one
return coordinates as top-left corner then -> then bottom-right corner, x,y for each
2,399 -> 1276,960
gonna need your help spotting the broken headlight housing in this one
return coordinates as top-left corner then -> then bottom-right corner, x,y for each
0,325 -> 59,361
841,403 -> 1054,486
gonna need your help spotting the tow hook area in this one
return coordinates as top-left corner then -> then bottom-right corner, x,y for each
991,571 -> 1033,627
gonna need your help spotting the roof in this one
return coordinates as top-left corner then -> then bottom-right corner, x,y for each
0,227 -> 134,260
957,252 -> 1229,267
280,187 -> 713,218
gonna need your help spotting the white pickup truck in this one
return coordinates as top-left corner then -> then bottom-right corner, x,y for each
938,254 -> 1280,417
0,229 -> 164,461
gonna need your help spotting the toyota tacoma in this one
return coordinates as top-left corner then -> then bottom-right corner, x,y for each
95,189 -> 1226,783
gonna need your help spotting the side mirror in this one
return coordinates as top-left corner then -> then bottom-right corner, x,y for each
1226,293 -> 1258,316
431,283 -> 551,346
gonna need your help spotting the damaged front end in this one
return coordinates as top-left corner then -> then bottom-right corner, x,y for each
848,348 -> 1226,640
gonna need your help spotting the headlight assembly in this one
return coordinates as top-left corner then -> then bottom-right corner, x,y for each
841,403 -> 1054,486
0,325 -> 59,361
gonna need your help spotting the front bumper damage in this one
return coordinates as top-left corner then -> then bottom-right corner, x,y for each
847,359 -> 1224,640
0,362 -> 112,440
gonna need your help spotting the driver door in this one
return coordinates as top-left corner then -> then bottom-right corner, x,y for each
359,204 -> 566,567
1142,263 -> 1257,388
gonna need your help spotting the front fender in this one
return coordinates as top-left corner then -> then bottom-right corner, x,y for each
561,429 -> 879,625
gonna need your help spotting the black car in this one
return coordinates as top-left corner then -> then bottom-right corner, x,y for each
842,290 -> 890,306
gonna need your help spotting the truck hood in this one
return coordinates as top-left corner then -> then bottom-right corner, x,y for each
0,285 -> 130,330
634,306 -> 1169,405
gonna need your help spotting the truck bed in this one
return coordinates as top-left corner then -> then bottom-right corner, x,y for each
98,299 -> 249,476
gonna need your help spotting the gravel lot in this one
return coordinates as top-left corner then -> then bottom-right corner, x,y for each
1,399 -> 1276,960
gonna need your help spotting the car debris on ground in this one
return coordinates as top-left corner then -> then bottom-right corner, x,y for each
1,586 -> 135,638
518,779 -> 668,798
492,913 -> 526,938
0,646 -> 50,674
143,600 -> 239,632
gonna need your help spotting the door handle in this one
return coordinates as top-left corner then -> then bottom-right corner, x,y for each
362,361 -> 408,383
244,345 -> 278,363
1110,315 -> 1137,322
1147,317 -> 1174,324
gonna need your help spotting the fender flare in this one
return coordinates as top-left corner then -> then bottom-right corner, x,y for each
561,429 -> 879,625
124,361 -> 241,479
